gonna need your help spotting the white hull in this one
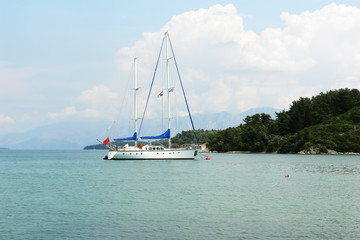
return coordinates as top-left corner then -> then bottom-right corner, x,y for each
106,148 -> 198,160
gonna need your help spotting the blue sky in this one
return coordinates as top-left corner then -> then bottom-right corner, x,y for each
1,0 -> 360,135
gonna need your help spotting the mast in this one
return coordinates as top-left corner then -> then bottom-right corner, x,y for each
165,32 -> 171,148
134,58 -> 138,146
138,32 -> 198,144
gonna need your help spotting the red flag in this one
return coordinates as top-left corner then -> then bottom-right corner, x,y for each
103,137 -> 110,146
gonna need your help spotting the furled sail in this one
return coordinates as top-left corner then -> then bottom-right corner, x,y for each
114,132 -> 137,141
141,129 -> 170,140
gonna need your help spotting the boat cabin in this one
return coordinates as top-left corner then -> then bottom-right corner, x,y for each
143,145 -> 165,151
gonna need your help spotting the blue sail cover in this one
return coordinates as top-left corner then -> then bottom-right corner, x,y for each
141,129 -> 170,140
114,132 -> 137,141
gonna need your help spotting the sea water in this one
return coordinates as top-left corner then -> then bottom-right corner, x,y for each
0,150 -> 359,239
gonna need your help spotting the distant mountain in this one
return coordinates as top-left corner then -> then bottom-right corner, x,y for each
192,107 -> 278,130
0,107 -> 279,150
0,121 -> 110,150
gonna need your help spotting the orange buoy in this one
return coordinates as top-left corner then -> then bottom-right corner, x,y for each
206,157 -> 211,160
285,174 -> 289,178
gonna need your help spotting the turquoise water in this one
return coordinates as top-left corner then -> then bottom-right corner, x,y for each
1,150 -> 359,239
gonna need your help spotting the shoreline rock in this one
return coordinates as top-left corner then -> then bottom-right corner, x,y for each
298,147 -> 360,155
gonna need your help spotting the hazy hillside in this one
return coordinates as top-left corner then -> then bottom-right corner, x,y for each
0,107 -> 278,150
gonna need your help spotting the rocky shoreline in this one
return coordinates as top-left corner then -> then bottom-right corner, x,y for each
298,147 -> 360,155
224,148 -> 360,155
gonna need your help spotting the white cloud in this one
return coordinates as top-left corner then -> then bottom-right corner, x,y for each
0,114 -> 15,124
116,3 -> 360,114
49,85 -> 121,120
77,85 -> 118,104
49,106 -> 77,120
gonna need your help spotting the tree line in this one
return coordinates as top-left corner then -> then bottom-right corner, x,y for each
173,88 -> 360,153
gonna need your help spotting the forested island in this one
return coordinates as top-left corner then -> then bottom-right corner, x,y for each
85,88 -> 360,154
174,88 -> 360,154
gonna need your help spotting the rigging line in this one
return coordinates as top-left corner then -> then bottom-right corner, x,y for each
106,61 -> 133,138
173,76 -> 178,134
170,62 -> 178,135
138,34 -> 166,137
161,56 -> 165,132
121,62 -> 134,136
167,32 -> 199,143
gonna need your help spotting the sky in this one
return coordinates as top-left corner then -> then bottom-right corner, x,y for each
1,0 -> 360,135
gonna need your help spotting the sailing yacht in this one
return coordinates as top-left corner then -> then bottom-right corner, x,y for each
103,32 -> 198,160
